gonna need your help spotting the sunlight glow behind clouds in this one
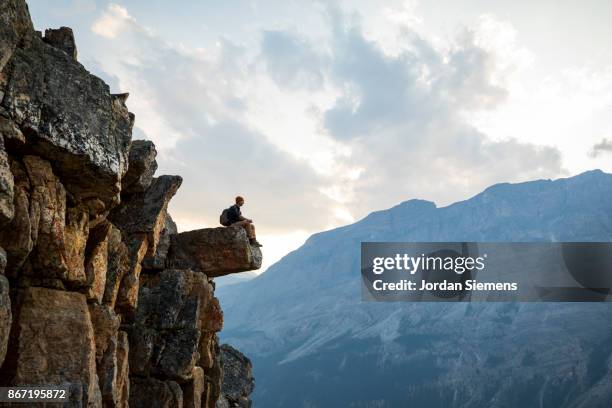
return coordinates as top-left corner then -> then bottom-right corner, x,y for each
91,4 -> 132,38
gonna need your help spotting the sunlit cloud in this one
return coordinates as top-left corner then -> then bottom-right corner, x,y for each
91,4 -> 134,39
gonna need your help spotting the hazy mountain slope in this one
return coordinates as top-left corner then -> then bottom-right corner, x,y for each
218,170 -> 612,408
215,271 -> 257,288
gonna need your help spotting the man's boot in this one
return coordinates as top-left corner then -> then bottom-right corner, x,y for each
249,238 -> 263,247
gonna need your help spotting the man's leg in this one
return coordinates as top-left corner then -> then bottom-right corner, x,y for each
230,221 -> 261,246
231,220 -> 254,238
247,224 -> 261,246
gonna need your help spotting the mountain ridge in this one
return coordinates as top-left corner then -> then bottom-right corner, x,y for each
219,168 -> 612,407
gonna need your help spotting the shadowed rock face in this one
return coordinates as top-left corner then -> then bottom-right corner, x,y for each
142,213 -> 177,271
168,227 -> 263,277
0,276 -> 10,366
218,344 -> 254,408
0,0 -> 33,72
129,269 -> 215,380
110,175 -> 182,256
130,377 -> 183,408
122,140 -> 157,195
0,2 -> 259,407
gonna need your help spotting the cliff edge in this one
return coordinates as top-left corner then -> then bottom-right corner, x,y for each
0,1 -> 259,406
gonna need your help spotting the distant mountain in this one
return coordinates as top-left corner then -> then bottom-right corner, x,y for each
218,170 -> 612,408
215,271 -> 257,288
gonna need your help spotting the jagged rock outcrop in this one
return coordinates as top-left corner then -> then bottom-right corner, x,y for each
3,34 -> 132,208
0,2 -> 260,407
109,175 -> 182,254
168,227 -> 263,277
217,345 -> 255,408
121,139 -> 157,195
142,212 -> 177,271
43,26 -> 77,60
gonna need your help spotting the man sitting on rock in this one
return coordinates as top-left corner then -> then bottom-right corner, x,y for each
222,196 -> 262,247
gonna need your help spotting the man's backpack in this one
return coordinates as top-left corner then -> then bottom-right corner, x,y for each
220,208 -> 231,226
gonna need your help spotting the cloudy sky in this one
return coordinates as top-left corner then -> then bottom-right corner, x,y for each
28,0 -> 612,271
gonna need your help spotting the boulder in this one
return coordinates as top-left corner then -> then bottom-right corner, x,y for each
43,26 -> 77,60
0,275 -> 10,367
0,287 -> 101,406
168,227 -> 262,277
122,140 -> 157,194
1,33 -> 132,206
142,212 -> 176,271
109,175 -> 182,256
129,377 -> 183,408
218,344 -> 254,408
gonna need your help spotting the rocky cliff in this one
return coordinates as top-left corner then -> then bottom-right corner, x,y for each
217,345 -> 254,408
0,1 -> 259,406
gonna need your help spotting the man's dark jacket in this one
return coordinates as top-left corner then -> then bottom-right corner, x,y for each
227,204 -> 242,224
